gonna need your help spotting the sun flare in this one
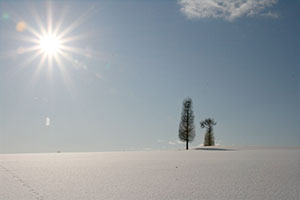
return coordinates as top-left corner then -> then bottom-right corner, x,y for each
39,34 -> 61,55
14,2 -> 92,79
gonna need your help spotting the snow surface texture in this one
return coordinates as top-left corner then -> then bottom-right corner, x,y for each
0,148 -> 299,200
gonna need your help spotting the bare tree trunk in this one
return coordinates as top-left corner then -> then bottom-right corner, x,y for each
186,111 -> 189,150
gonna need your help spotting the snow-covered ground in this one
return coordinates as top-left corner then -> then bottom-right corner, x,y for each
0,147 -> 299,200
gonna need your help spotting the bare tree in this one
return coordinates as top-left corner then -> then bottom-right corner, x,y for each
178,98 -> 195,150
200,118 -> 216,146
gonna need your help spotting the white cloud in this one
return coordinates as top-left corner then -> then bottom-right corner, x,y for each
179,0 -> 278,21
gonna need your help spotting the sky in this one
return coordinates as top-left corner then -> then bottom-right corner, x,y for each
0,0 -> 299,153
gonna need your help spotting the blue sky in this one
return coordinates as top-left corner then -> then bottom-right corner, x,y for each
0,0 -> 299,153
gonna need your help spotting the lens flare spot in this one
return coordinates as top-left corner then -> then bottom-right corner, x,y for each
16,21 -> 27,32
2,13 -> 9,20
105,63 -> 110,70
16,47 -> 25,54
45,117 -> 50,126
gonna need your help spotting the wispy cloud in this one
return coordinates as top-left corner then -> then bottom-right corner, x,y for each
168,141 -> 177,145
168,140 -> 184,145
179,0 -> 278,21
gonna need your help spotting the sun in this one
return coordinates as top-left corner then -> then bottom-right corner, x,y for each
39,34 -> 62,55
14,2 -> 92,78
